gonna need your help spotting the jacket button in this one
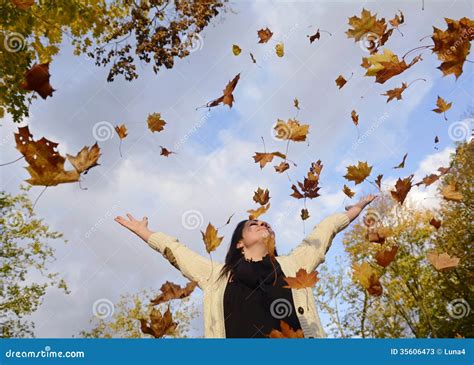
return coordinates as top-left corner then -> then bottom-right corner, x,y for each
298,306 -> 304,314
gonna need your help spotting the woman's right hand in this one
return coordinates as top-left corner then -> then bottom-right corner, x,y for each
114,213 -> 153,242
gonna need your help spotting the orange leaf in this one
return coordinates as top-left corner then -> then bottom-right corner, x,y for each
427,251 -> 460,271
283,268 -> 319,289
20,62 -> 55,99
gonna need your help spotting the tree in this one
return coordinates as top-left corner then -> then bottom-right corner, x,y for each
78,288 -> 200,338
1,186 -> 70,338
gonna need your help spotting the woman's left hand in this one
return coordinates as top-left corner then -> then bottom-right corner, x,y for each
344,194 -> 378,221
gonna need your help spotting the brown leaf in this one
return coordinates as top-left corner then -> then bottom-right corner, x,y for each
300,208 -> 310,220
66,143 -> 101,174
283,268 -> 319,289
139,306 -> 177,338
390,174 -> 414,204
147,112 -> 166,133
11,0 -> 35,10
343,161 -> 372,185
308,29 -> 320,43
375,174 -> 383,190
201,222 -> 224,254
427,251 -> 460,271
268,320 -> 304,338
441,181 -> 463,202
257,27 -> 273,43
253,187 -> 270,205
335,75 -> 347,89
274,118 -> 309,142
159,146 -> 176,157
253,151 -> 286,169
247,203 -> 270,220
206,73 -> 240,108
274,161 -> 290,173
429,217 -> 442,229
432,96 -> 452,120
290,160 -> 323,199
343,184 -> 355,198
115,124 -> 128,139
351,110 -> 359,126
393,152 -> 407,169
382,82 -> 408,102
375,245 -> 398,267
389,10 -> 404,27
20,62 -> 55,99
352,262 -> 383,296
150,281 -> 198,305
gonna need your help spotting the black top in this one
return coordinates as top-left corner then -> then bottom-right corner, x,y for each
223,254 -> 302,338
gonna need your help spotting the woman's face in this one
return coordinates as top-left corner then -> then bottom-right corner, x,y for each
237,219 -> 275,249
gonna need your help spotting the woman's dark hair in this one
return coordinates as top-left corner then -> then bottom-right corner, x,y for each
217,219 -> 279,282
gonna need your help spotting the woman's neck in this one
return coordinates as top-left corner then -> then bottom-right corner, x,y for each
243,243 -> 268,262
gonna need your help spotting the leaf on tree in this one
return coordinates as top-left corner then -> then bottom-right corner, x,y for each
247,203 -> 270,220
257,27 -> 273,43
291,160 -> 323,200
139,306 -> 177,338
343,184 -> 355,198
147,112 -> 166,133
343,161 -> 372,185
432,96 -> 452,120
267,320 -> 304,338
427,251 -> 460,271
275,42 -> 284,57
441,181 -> 463,202
382,82 -> 408,102
335,75 -> 347,89
253,151 -> 286,169
393,152 -> 408,169
115,124 -> 128,139
390,174 -> 414,204
283,268 -> 319,289
274,118 -> 309,142
352,262 -> 383,296
431,17 -> 474,79
361,49 -> 421,84
20,62 -> 55,99
150,281 -> 198,305
201,222 -> 224,254
253,187 -> 270,205
206,73 -> 241,108
11,0 -> 35,10
375,245 -> 398,267
66,143 -> 101,175
429,217 -> 442,229
232,44 -> 241,56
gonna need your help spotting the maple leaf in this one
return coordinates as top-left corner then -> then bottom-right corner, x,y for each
66,143 -> 101,175
201,222 -> 224,254
140,306 -> 177,338
283,268 -> 319,289
414,173 -> 439,187
257,27 -> 273,43
389,10 -> 404,28
390,174 -> 414,204
352,262 -> 383,296
361,48 -> 421,84
274,161 -> 290,173
274,118 -> 309,142
375,245 -> 398,267
427,251 -> 460,271
268,320 -> 304,338
300,208 -> 310,220
346,8 -> 388,42
343,161 -> 372,185
253,151 -> 286,169
441,181 -> 463,201
115,124 -> 128,139
159,146 -> 176,157
429,217 -> 442,229
253,187 -> 270,205
393,152 -> 407,169
375,174 -> 383,190
335,75 -> 347,89
206,73 -> 240,108
150,281 -> 198,305
351,110 -> 359,126
15,126 -> 80,186
20,63 -> 55,99
431,17 -> 474,79
147,112 -> 166,133
247,203 -> 270,220
275,42 -> 284,57
432,95 -> 452,120
382,82 -> 408,102
343,184 -> 355,198
232,44 -> 241,56
291,160 -> 323,200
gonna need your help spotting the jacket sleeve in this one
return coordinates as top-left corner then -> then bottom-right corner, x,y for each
146,231 -> 214,289
286,212 -> 351,272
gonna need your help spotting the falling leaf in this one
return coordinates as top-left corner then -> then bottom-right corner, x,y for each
390,174 -> 414,204
375,174 -> 383,190
257,27 -> 273,43
361,49 -> 421,84
247,203 -> 270,220
253,187 -> 270,205
268,320 -> 304,338
115,124 -> 128,139
343,161 -> 372,185
393,152 -> 408,169
343,184 -> 355,198
263,233 -> 276,257
274,161 -> 290,173
415,173 -> 439,187
20,62 -> 55,99
307,29 -> 320,43
283,268 -> 319,289
293,98 -> 300,110
367,226 -> 389,244
375,245 -> 398,267
352,262 -> 383,296
434,135 -> 439,144
250,52 -> 257,63
427,251 -> 460,271
429,217 -> 442,229
335,75 -> 347,89
66,143 -> 101,175
139,306 -> 177,338
389,10 -> 404,28
431,17 -> 474,79
274,118 -> 309,142
14,126 -> 80,186
300,208 -> 310,220
441,181 -> 463,201
290,160 -> 323,200
432,96 -> 452,120
147,113 -> 166,133
351,110 -> 359,126
253,151 -> 286,169
382,82 -> 408,102
275,42 -> 284,57
232,44 -> 241,56
150,281 -> 198,305
201,222 -> 224,254
205,73 -> 241,108
159,146 -> 176,157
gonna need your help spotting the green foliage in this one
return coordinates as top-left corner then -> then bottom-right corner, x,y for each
1,186 -> 69,338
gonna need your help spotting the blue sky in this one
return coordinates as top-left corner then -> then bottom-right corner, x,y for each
1,0 -> 472,337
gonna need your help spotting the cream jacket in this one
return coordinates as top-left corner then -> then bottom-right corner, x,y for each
146,212 -> 351,338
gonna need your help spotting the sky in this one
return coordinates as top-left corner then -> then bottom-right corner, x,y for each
1,0 -> 472,337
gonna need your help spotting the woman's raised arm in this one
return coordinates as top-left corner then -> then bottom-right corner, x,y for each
114,214 -> 214,288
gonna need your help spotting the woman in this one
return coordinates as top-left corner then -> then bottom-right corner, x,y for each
114,194 -> 376,338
